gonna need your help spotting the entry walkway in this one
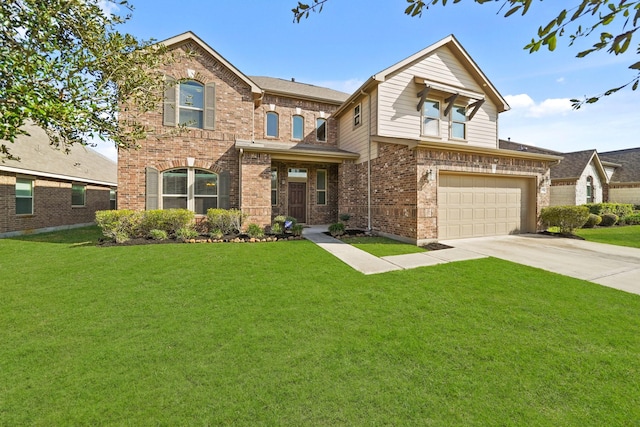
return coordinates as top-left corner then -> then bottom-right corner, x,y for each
302,226 -> 486,275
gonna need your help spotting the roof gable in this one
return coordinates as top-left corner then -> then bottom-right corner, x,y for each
159,32 -> 262,96
600,147 -> 640,182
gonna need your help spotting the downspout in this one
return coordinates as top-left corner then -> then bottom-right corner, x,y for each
360,89 -> 372,232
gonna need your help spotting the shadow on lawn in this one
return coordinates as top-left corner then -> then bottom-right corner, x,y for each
8,226 -> 102,247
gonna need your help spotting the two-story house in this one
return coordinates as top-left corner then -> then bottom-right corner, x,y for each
117,32 -> 560,244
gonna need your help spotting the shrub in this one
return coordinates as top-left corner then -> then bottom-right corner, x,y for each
149,229 -> 168,240
95,210 -> 142,243
600,213 -> 618,227
328,222 -> 345,237
621,213 -> 640,225
209,229 -> 224,239
291,223 -> 304,236
140,209 -> 194,236
339,213 -> 351,222
582,214 -> 602,228
271,222 -> 283,235
540,205 -> 590,234
206,209 -> 248,235
175,226 -> 199,241
584,203 -> 633,218
246,223 -> 265,238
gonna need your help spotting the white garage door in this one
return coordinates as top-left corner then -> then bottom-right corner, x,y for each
438,174 -> 534,240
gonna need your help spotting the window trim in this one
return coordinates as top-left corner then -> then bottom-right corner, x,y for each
421,99 -> 441,137
71,183 -> 86,207
316,169 -> 327,205
316,118 -> 327,142
266,111 -> 279,138
450,104 -> 467,140
353,104 -> 361,128
292,115 -> 304,141
161,168 -> 219,214
271,167 -> 278,206
16,177 -> 34,215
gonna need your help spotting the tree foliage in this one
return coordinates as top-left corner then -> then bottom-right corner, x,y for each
292,0 -> 640,107
0,0 -> 171,160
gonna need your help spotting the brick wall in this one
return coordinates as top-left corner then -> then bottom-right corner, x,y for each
0,171 -> 111,235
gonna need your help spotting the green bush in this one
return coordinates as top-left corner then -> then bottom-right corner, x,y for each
584,203 -> 633,218
206,209 -> 247,234
246,223 -> 265,238
149,229 -> 168,240
140,209 -> 194,236
175,226 -> 199,241
621,213 -> 640,225
540,205 -> 590,234
271,222 -> 283,235
339,213 -> 351,222
291,223 -> 304,236
328,222 -> 346,237
600,213 -> 618,227
209,229 -> 224,239
582,214 -> 602,228
95,210 -> 141,243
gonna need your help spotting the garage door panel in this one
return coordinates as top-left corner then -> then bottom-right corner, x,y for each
438,174 -> 533,239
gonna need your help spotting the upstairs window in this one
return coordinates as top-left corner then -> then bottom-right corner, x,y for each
16,178 -> 33,215
163,77 -> 215,130
421,100 -> 440,137
451,105 -> 467,139
179,81 -> 204,128
266,111 -> 279,138
292,115 -> 304,140
353,104 -> 361,127
316,118 -> 327,142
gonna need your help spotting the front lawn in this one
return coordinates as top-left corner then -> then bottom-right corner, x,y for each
1,227 -> 639,425
340,235 -> 427,257
575,225 -> 640,248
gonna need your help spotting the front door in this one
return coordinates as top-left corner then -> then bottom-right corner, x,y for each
288,182 -> 306,223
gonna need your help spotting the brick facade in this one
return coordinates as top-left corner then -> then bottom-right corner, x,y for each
0,171 -> 112,236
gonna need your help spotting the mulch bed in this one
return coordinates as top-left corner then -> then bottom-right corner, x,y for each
98,233 -> 302,247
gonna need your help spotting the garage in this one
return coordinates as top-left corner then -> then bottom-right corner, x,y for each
438,173 -> 535,239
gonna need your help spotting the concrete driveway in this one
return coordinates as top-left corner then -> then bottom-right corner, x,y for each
441,234 -> 640,296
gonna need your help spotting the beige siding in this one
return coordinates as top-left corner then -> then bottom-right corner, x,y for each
550,185 -> 577,206
609,187 -> 640,204
604,165 -> 616,181
338,91 -> 377,164
377,47 -> 498,148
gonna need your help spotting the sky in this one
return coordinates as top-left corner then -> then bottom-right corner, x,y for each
94,0 -> 639,161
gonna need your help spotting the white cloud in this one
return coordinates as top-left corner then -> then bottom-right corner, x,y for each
505,94 -> 573,118
97,0 -> 120,17
311,78 -> 365,94
556,77 -> 565,84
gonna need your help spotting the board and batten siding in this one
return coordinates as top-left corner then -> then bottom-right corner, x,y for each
338,88 -> 378,163
377,47 -> 498,149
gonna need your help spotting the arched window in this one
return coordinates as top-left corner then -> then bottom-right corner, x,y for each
179,81 -> 204,128
162,168 -> 218,214
586,176 -> 594,203
292,115 -> 304,140
266,111 -> 279,137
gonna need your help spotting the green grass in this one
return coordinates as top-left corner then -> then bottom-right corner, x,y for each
575,225 -> 640,249
341,236 -> 427,257
1,227 -> 640,425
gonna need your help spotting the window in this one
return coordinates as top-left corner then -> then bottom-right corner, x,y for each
266,111 -> 279,137
162,168 -> 218,214
72,184 -> 86,207
292,115 -> 304,140
16,178 -> 33,215
353,104 -> 361,127
451,105 -> 467,139
110,189 -> 117,210
421,100 -> 440,136
316,169 -> 327,205
316,118 -> 327,142
179,81 -> 204,128
586,176 -> 594,203
271,167 -> 278,206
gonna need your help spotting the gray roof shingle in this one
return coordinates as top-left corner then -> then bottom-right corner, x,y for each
249,76 -> 350,104
600,147 -> 640,183
1,123 -> 117,185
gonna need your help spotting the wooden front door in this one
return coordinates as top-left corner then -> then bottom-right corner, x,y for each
288,182 -> 307,223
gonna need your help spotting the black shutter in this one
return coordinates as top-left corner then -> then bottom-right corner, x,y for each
163,76 -> 176,127
218,170 -> 230,209
146,166 -> 159,210
204,82 -> 216,130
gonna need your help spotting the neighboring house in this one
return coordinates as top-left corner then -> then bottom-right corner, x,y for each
500,140 -> 640,207
600,148 -> 640,205
118,32 -> 560,244
0,122 -> 117,237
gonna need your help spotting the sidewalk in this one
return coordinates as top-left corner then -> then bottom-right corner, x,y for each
302,225 -> 486,275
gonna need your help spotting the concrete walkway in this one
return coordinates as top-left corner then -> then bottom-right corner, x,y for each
302,226 -> 486,275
